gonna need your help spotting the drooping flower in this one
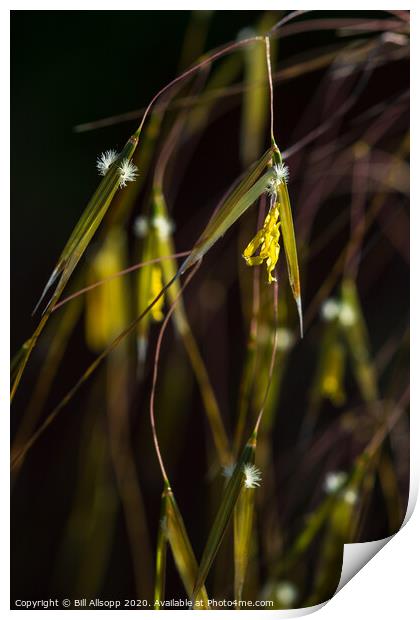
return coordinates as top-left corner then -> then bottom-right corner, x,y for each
243,463 -> 262,489
242,161 -> 291,283
118,158 -> 138,188
266,162 -> 289,199
243,202 -> 281,283
96,149 -> 119,176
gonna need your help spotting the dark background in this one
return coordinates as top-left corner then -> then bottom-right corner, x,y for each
11,10 -> 409,607
11,10 -> 262,351
11,9 -> 392,349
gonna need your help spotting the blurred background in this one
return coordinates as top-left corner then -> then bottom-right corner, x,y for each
11,10 -> 409,609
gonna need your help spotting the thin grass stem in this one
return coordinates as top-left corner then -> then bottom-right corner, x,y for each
149,261 -> 202,483
52,252 -> 191,312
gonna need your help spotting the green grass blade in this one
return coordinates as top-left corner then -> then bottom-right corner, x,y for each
234,465 -> 257,600
108,110 -> 164,229
36,134 -> 138,314
12,135 -> 139,401
192,433 -> 257,601
240,10 -> 279,165
11,340 -> 31,386
181,149 -> 274,272
152,189 -> 231,466
280,479 -> 347,573
277,179 -> 302,336
12,291 -> 83,475
313,324 -> 346,407
154,491 -> 169,609
165,486 -> 209,609
85,228 -> 128,351
340,278 -> 378,402
241,37 -> 269,166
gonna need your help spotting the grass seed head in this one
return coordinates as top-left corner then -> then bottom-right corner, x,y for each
118,158 -> 138,188
243,463 -> 262,489
96,149 -> 119,176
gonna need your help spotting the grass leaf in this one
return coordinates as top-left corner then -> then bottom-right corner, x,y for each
192,433 -> 257,601
11,135 -> 139,400
234,470 -> 257,600
181,148 -> 275,272
340,278 -> 378,402
153,189 -> 231,466
277,177 -> 303,336
154,491 -> 169,609
165,485 -> 209,609
37,135 -> 139,315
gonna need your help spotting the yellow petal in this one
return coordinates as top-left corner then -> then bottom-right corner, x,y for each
244,256 -> 265,267
243,230 -> 265,259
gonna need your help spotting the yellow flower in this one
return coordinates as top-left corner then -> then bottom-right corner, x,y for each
148,265 -> 164,321
242,202 -> 281,283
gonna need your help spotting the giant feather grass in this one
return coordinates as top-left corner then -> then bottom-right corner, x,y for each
11,11 -> 409,609
151,189 -> 231,466
11,30 -> 273,401
10,135 -> 139,400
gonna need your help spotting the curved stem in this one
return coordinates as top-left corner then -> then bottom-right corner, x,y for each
149,261 -> 202,483
52,252 -> 190,312
133,37 -> 263,140
264,36 -> 275,144
267,10 -> 308,35
11,272 -> 180,471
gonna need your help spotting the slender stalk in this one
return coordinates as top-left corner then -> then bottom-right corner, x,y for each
149,262 -> 202,483
133,36 -> 263,140
267,10 -> 307,35
11,272 -> 181,470
234,197 -> 265,456
265,36 -> 275,145
52,252 -> 190,312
